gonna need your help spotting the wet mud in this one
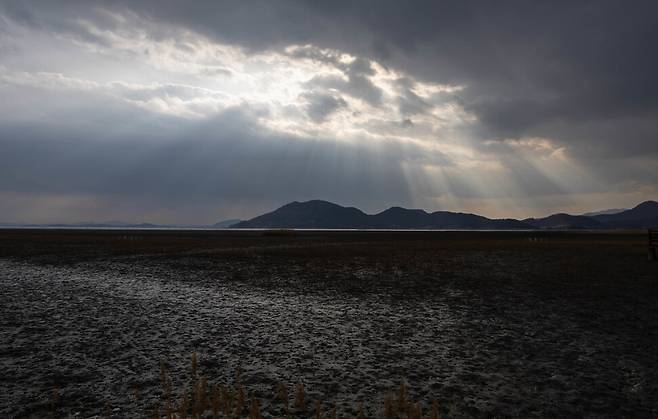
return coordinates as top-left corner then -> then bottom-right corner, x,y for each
0,230 -> 657,418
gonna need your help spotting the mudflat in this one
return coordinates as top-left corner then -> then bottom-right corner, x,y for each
0,229 -> 657,418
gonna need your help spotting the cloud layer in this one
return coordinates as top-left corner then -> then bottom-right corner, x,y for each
1,1 -> 656,223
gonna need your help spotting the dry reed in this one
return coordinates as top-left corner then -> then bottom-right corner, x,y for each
294,383 -> 305,412
52,353 -> 448,418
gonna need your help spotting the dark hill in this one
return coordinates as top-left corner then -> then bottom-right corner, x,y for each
594,201 -> 658,228
232,200 -> 372,229
371,207 -> 434,228
429,211 -> 530,229
523,213 -> 605,229
233,200 -> 533,229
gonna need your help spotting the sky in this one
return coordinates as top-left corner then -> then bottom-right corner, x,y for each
1,0 -> 657,224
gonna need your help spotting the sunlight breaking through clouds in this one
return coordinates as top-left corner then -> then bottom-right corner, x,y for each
0,8 -> 486,168
0,1 -> 656,224
2,5 -> 474,144
1,8 -> 473,148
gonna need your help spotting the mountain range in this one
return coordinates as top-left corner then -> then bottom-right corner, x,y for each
2,200 -> 657,230
233,200 -> 658,230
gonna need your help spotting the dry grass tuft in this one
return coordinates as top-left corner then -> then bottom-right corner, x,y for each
277,382 -> 289,414
50,353 -> 449,418
407,402 -> 422,419
384,393 -> 395,419
132,384 -> 141,402
249,394 -> 261,419
211,384 -> 222,419
103,401 -> 112,418
314,400 -> 324,419
178,392 -> 189,419
294,382 -> 305,411
357,403 -> 366,419
428,400 -> 441,419
50,386 -> 60,416
398,382 -> 408,411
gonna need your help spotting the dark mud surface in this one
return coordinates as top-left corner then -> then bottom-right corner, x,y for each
1,229 -> 657,418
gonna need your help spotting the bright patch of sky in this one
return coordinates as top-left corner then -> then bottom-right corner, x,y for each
1,4 -> 649,223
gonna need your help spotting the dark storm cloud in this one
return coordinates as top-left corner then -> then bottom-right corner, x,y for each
96,0 -> 657,150
4,0 -> 657,149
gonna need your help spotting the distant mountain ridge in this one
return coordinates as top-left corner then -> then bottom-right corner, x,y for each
2,200 -> 656,230
233,200 -> 658,230
523,213 -> 606,230
591,201 -> 658,228
233,200 -> 531,229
